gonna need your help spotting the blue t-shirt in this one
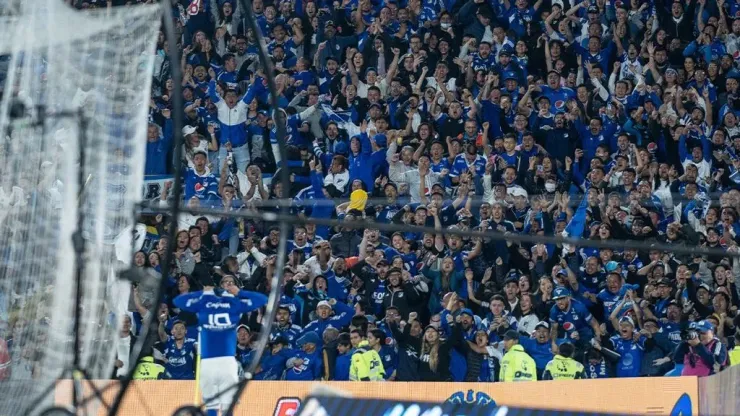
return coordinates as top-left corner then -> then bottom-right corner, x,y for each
609,334 -> 645,377
549,299 -> 594,333
163,337 -> 197,380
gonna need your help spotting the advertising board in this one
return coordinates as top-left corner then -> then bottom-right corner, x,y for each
55,378 -> 698,416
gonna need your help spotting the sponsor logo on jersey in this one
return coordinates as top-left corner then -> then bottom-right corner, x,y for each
273,397 -> 301,416
206,302 -> 231,308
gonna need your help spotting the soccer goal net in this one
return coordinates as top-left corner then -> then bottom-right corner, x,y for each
0,1 -> 161,414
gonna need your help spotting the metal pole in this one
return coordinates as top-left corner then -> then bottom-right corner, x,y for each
108,1 -> 185,414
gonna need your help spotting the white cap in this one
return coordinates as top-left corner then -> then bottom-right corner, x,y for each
508,187 -> 528,199
182,125 -> 197,136
317,300 -> 332,309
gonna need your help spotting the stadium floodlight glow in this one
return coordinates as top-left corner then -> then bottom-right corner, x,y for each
0,1 -> 161,415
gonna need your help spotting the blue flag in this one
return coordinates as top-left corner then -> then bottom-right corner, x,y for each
562,194 -> 589,239
321,104 -> 360,138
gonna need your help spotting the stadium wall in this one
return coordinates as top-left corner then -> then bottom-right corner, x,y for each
55,378 -> 698,415
699,364 -> 740,416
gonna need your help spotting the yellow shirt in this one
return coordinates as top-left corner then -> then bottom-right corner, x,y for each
729,347 -> 740,367
349,341 -> 385,381
132,356 -> 165,380
544,355 -> 586,380
500,344 -> 537,382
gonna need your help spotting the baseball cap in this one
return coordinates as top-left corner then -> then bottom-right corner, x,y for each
657,278 -> 672,287
237,324 -> 250,332
605,261 -> 620,272
587,5 -> 599,13
693,320 -> 713,333
552,286 -> 571,300
271,335 -> 289,346
459,308 -> 474,318
503,71 -> 518,81
297,331 -> 320,346
508,187 -> 528,199
373,133 -> 387,147
619,315 -> 635,326
503,329 -> 520,341
535,321 -> 550,330
182,125 -> 198,135
316,300 -> 333,309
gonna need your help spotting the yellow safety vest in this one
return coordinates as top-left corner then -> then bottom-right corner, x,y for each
500,344 -> 537,382
349,341 -> 385,381
133,356 -> 165,380
729,347 -> 740,367
544,355 -> 585,380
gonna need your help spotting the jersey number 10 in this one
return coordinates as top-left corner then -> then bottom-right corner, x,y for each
208,313 -> 233,328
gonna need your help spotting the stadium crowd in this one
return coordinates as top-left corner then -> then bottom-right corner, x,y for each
9,0 -> 740,383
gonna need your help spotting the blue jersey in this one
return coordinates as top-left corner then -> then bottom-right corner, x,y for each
173,290 -> 268,359
549,299 -> 593,333
236,345 -> 253,370
284,349 -> 323,380
334,352 -> 352,381
217,70 -> 239,90
286,240 -> 313,257
302,301 -> 355,348
585,360 -> 610,379
609,335 -> 645,377
184,168 -> 220,202
378,345 -> 397,380
596,289 -> 621,319
450,153 -> 486,178
252,347 -> 296,380
658,321 -> 682,346
540,85 -> 576,113
163,337 -> 197,380
471,53 -> 496,72
270,114 -> 303,148
270,323 -> 303,348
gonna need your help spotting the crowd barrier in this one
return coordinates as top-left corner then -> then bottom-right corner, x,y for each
55,377 -> 698,416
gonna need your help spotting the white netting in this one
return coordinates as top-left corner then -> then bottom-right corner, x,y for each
0,1 -> 161,414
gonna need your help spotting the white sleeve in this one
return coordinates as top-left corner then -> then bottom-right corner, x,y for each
485,346 -> 504,360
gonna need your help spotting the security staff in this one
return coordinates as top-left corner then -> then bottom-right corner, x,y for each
729,332 -> 740,367
349,330 -> 385,381
132,350 -> 166,380
500,330 -> 537,382
543,342 -> 586,380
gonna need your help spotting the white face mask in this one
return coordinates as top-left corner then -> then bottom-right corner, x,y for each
441,23 -> 451,30
545,182 -> 557,193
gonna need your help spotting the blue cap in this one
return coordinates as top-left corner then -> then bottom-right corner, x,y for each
257,110 -> 269,117
552,286 -> 571,300
556,213 -> 567,223
605,261 -> 620,272
373,134 -> 387,147
505,270 -> 519,283
503,71 -> 518,81
694,320 -> 714,333
297,331 -> 320,346
618,283 -> 639,297
334,141 -> 349,155
459,308 -> 474,318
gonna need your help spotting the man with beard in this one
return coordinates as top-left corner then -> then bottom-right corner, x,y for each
381,268 -> 422,320
270,305 -> 303,348
518,321 -> 556,379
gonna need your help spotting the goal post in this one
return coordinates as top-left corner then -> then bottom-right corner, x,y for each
0,1 -> 162,415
